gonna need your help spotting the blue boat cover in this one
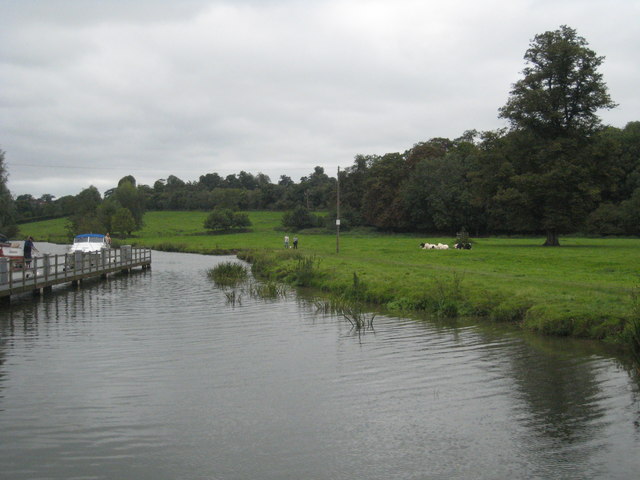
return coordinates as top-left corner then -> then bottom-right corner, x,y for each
74,233 -> 105,240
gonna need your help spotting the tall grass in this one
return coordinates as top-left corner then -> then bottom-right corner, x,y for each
292,254 -> 320,287
207,262 -> 248,286
625,288 -> 640,371
313,296 -> 375,331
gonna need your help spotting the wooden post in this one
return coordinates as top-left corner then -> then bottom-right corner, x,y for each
336,166 -> 340,254
0,258 -> 8,285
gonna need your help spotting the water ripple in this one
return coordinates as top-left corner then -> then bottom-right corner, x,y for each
0,249 -> 638,479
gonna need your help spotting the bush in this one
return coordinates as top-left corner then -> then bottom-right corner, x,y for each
204,209 -> 252,231
281,206 -> 323,230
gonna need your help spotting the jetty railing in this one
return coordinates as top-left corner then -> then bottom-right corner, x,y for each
0,246 -> 151,302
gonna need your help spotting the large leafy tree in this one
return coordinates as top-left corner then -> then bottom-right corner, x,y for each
498,25 -> 616,245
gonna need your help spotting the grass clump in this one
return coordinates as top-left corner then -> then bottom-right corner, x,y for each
207,261 -> 248,287
623,288 -> 640,371
313,296 -> 375,331
247,280 -> 287,300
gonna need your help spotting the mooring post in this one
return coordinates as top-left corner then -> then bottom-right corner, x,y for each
121,245 -> 132,274
74,251 -> 83,272
43,254 -> 51,281
0,257 -> 8,285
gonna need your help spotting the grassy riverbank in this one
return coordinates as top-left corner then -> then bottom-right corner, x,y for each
20,211 -> 640,345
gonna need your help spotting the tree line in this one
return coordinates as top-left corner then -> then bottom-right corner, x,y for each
2,26 -> 639,244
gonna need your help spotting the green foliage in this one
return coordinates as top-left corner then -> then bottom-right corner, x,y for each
0,149 -> 18,237
111,207 -> 136,236
624,288 -> 640,369
21,211 -> 640,346
207,261 -> 248,286
66,186 -> 105,236
281,206 -> 322,230
499,25 -> 616,137
455,228 -> 472,249
111,179 -> 145,229
204,208 -> 252,231
362,153 -> 410,230
205,209 -> 234,230
495,26 -> 617,245
490,296 -> 533,322
291,254 -> 320,287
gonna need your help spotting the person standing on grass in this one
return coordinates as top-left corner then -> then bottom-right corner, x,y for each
284,235 -> 290,248
23,236 -> 38,267
293,236 -> 298,249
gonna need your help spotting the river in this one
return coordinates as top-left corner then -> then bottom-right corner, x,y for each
1,248 -> 639,479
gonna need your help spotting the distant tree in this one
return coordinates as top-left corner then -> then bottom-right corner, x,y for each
96,201 -> 118,233
278,175 -> 293,186
210,188 -> 247,210
165,175 -> 185,191
67,186 -> 103,236
498,25 -> 616,246
255,172 -> 271,187
281,206 -> 319,230
111,207 -> 136,236
199,172 -> 223,190
337,155 -> 371,227
584,202 -> 625,235
56,195 -> 77,216
112,180 -> 145,229
0,149 -> 18,237
118,175 -> 136,187
402,151 -> 475,233
15,194 -> 36,220
362,153 -> 411,230
153,179 -> 166,193
298,166 -> 334,210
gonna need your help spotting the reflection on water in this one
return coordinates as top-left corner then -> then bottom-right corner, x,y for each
1,249 -> 639,479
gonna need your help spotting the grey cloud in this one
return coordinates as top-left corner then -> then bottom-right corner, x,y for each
1,0 -> 638,197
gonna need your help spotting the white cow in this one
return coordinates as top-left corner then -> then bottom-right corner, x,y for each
420,242 -> 449,250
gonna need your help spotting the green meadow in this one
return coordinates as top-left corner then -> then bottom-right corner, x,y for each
20,211 -> 640,345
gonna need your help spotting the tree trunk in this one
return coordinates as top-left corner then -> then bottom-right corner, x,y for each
543,229 -> 560,246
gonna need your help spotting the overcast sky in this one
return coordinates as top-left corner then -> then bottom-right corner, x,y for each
1,0 -> 638,198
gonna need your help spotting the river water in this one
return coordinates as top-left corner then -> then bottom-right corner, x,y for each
1,248 -> 639,479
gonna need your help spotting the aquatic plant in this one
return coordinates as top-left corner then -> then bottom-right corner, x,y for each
207,261 -> 248,287
224,289 -> 242,306
625,288 -> 640,371
247,280 -> 287,300
313,296 -> 375,331
341,304 -> 376,330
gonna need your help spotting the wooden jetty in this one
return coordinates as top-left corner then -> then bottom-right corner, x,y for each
0,246 -> 151,304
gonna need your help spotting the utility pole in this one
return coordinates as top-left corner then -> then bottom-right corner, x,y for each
336,166 -> 340,254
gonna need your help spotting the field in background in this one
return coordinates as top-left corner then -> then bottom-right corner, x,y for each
19,211 -> 640,342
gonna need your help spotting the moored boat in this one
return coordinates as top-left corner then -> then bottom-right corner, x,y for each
0,234 -> 24,262
69,233 -> 110,253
